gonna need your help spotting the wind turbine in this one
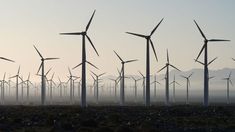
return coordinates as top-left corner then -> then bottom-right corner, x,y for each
131,76 -> 142,103
70,76 -> 79,102
60,10 -> 99,108
181,73 -> 193,105
34,45 -> 59,105
151,74 -> 161,101
170,75 -> 180,103
114,51 -> 137,106
47,72 -> 56,104
22,73 -> 33,104
18,76 -> 25,103
0,56 -> 14,99
0,73 -> 8,104
139,71 -> 146,104
67,67 -> 79,104
109,77 -> 120,101
194,20 -> 230,107
126,18 -> 163,106
91,74 -> 96,99
158,50 -> 180,106
57,77 -> 64,98
222,72 -> 233,104
91,71 -> 105,104
10,66 -> 21,104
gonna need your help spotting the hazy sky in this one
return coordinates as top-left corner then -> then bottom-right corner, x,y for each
0,0 -> 234,82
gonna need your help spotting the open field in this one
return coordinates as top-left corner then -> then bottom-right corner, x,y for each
0,105 -> 234,131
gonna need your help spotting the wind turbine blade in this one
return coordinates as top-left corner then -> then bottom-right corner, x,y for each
117,68 -> 121,75
29,81 -> 33,86
44,58 -> 60,60
193,20 -> 206,40
126,32 -> 146,38
157,65 -> 167,73
222,78 -> 228,80
90,71 -> 98,77
195,44 -> 205,61
46,68 -> 52,76
180,75 -> 187,79
99,73 -> 106,77
91,74 -> 95,81
230,80 -> 233,86
169,64 -> 181,71
27,73 -> 30,80
87,61 -> 99,70
51,73 -> 55,80
150,18 -> 164,36
131,76 -> 136,81
109,78 -> 115,81
229,71 -> 232,78
19,76 -> 23,82
9,75 -> 17,79
176,82 -> 181,86
60,32 -> 83,35
73,62 -> 82,70
113,51 -> 124,62
167,49 -> 169,63
208,39 -> 230,42
3,72 -> 6,81
209,76 -> 215,80
17,66 -> 21,75
52,81 -> 56,86
194,59 -> 204,65
58,77 -> 61,83
68,67 -> 72,76
37,62 -> 42,74
125,59 -> 138,63
188,72 -> 193,78
208,57 -> 218,66
86,35 -> 99,56
138,71 -> 144,77
33,45 -> 43,59
86,10 -> 96,32
150,39 -> 158,61
0,57 -> 15,62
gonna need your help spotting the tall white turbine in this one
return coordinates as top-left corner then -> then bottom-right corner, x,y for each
22,73 -> 33,104
194,20 -> 230,107
114,51 -> 137,106
169,75 -> 180,103
91,71 -> 105,104
131,76 -> 142,103
158,50 -> 180,106
126,18 -> 163,106
34,45 -> 59,105
181,73 -> 193,105
139,71 -> 146,104
151,75 -> 161,102
60,10 -> 99,108
10,66 -> 21,104
222,72 -> 233,104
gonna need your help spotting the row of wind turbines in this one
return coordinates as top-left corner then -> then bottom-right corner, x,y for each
0,10 -> 232,107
